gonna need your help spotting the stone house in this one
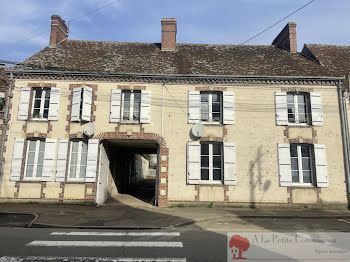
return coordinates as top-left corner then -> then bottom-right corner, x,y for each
0,16 -> 348,207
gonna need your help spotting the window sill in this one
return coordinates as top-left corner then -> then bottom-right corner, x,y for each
29,118 -> 48,122
290,183 -> 314,188
22,177 -> 42,182
199,181 -> 223,186
120,121 -> 141,125
66,178 -> 85,182
200,122 -> 223,126
287,123 -> 312,128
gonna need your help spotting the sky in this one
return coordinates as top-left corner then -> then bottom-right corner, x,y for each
1,0 -> 349,63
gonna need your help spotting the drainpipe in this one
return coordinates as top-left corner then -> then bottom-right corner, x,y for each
0,72 -> 13,192
338,80 -> 350,208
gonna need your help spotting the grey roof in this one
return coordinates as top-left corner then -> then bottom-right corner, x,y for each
15,39 -> 332,77
302,44 -> 350,77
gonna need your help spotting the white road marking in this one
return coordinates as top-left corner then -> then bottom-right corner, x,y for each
27,241 -> 183,248
338,218 -> 350,225
50,231 -> 180,236
0,256 -> 186,262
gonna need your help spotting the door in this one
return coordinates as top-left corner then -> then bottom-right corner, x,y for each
96,145 -> 110,205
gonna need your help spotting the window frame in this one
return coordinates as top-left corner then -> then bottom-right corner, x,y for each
31,87 -> 51,121
290,144 -> 314,187
287,92 -> 311,126
121,90 -> 141,123
67,140 -> 88,181
200,92 -> 223,124
23,139 -> 46,180
200,142 -> 223,184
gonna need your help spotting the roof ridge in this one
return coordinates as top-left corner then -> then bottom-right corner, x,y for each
65,39 -> 274,48
306,43 -> 350,48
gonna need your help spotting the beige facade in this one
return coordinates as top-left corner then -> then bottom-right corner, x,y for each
0,77 -> 347,207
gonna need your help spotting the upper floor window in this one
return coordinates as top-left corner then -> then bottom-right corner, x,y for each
71,86 -> 93,122
24,139 -> 45,179
200,142 -> 222,183
200,92 -> 222,123
287,92 -> 311,125
68,140 -> 88,180
290,144 -> 313,185
122,90 -> 141,122
31,88 -> 50,119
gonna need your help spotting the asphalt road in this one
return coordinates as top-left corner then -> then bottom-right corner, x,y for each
0,217 -> 350,262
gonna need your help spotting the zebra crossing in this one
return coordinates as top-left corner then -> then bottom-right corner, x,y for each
1,230 -> 186,262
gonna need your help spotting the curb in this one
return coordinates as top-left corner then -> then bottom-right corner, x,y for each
31,223 -> 163,230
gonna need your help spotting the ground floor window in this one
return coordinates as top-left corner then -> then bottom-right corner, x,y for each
290,144 -> 313,185
24,139 -> 45,179
200,142 -> 222,183
69,140 -> 88,180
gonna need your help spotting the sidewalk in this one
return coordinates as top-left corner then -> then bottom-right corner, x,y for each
0,199 -> 350,229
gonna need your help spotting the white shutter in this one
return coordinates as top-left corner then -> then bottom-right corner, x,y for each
187,141 -> 200,184
85,139 -> 99,182
311,92 -> 323,126
48,88 -> 61,121
18,87 -> 31,120
188,91 -> 200,124
140,90 -> 151,124
224,143 -> 236,185
110,89 -> 121,123
10,138 -> 25,181
71,87 -> 82,122
277,143 -> 292,186
275,92 -> 288,125
56,139 -> 68,182
42,139 -> 56,181
82,86 -> 92,122
223,92 -> 235,125
314,144 -> 328,187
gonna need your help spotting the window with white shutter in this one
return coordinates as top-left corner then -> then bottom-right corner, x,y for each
140,90 -> 151,124
71,87 -> 93,122
31,88 -> 51,120
187,141 -> 200,184
314,144 -> 328,187
278,143 -> 324,187
48,87 -> 61,121
200,142 -> 223,183
310,92 -> 323,126
56,139 -> 68,182
86,139 -> 99,182
10,138 -> 25,181
121,90 -> 141,122
82,86 -> 92,122
18,87 -> 31,120
275,91 -> 321,126
223,142 -> 236,185
24,139 -> 46,180
188,91 -> 200,124
68,140 -> 88,180
223,92 -> 235,125
200,92 -> 222,123
110,89 -> 121,123
42,139 -> 57,181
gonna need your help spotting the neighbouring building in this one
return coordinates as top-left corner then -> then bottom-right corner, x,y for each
0,16 -> 348,207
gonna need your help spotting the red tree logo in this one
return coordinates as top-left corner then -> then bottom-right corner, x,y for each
229,235 -> 250,260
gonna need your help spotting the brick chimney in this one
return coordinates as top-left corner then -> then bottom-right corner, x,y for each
161,18 -> 177,51
272,22 -> 297,53
49,15 -> 68,46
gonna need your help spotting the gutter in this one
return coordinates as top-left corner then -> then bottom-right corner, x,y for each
338,80 -> 350,209
4,69 -> 344,82
0,73 -> 13,192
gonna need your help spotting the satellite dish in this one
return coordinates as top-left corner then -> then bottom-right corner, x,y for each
191,123 -> 205,138
83,123 -> 95,137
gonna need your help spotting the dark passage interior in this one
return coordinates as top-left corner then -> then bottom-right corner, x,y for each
102,139 -> 159,205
